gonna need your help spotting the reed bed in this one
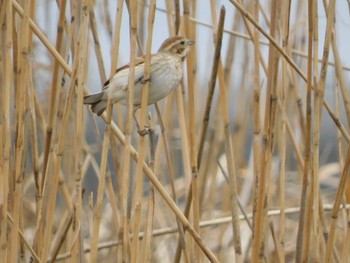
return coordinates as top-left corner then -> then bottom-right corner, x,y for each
1,0 -> 350,262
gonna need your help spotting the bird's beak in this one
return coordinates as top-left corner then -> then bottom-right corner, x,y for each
187,40 -> 195,46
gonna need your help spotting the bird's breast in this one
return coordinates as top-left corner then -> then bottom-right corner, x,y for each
145,55 -> 183,104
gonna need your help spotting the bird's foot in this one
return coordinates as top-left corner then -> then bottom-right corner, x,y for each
137,126 -> 153,136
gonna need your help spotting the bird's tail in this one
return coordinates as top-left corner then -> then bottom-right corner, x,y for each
84,92 -> 106,116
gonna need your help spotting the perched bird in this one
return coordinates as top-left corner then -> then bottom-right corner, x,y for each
84,36 -> 195,117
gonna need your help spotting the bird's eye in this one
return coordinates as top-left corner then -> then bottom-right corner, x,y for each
180,40 -> 185,45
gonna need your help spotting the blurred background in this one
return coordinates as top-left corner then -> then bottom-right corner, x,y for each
1,0 -> 350,262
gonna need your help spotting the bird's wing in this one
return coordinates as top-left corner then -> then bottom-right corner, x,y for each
103,56 -> 146,91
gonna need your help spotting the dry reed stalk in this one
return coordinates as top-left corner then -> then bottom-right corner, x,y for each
269,221 -> 282,262
140,116 -> 156,262
154,92 -> 190,261
11,1 -> 71,72
88,0 -> 106,84
299,0 -> 316,261
110,0 -> 125,129
174,0 -> 222,260
181,0 -> 200,260
278,1 -> 291,261
253,0 -> 280,259
87,0 -> 122,260
215,8 -> 243,261
251,1 -> 261,260
311,1 -> 321,260
10,1 -> 31,262
89,98 -> 110,262
133,0 -> 155,212
0,0 -> 12,260
163,1 -> 175,37
197,12 -> 222,169
154,101 -> 190,248
6,212 -> 41,262
130,202 -> 141,263
35,14 -> 77,263
119,0 -> 138,261
101,0 -> 112,38
141,184 -> 155,263
325,147 -> 350,262
0,0 -> 6,24
303,0 -> 335,261
27,65 -> 40,213
295,0 -> 314,261
131,0 -> 155,259
321,0 -> 350,129
334,65 -> 350,262
104,3 -> 124,248
40,0 -> 67,200
69,1 -> 89,261
48,211 -> 72,262
223,10 -> 240,86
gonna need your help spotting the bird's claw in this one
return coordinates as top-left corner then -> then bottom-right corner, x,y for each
141,77 -> 151,84
137,126 -> 153,136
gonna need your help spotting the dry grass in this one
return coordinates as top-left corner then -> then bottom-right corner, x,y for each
1,0 -> 350,262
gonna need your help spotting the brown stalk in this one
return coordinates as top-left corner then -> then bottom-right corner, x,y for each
88,0 -> 123,260
278,0 -> 291,261
300,0 -> 335,261
131,0 -> 155,259
154,101 -> 190,249
174,0 -> 180,34
10,1 -> 30,262
69,1 -> 89,261
130,202 -> 141,263
215,8 -> 243,260
39,56 -> 78,262
88,0 -> 106,84
197,6 -> 224,170
311,0 -> 321,260
109,0 -> 125,129
40,0 -> 67,193
89,94 -> 111,262
319,0 -> 350,128
251,1 -> 261,257
120,0 -> 138,261
295,0 -> 314,261
140,115 -> 156,262
182,0 -> 201,260
6,212 -> 41,262
48,211 -> 72,262
0,0 -> 12,260
333,50 -> 350,263
251,0 -> 280,260
107,1 -> 124,245
325,147 -> 350,262
133,0 -> 155,209
174,2 -> 226,261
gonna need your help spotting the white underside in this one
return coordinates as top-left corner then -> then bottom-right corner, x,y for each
105,53 -> 183,107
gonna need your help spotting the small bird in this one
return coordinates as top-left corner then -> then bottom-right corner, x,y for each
84,36 -> 195,119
